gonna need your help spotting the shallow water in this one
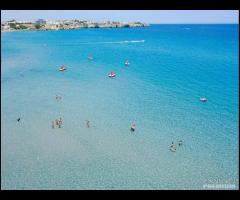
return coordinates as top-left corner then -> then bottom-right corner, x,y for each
1,24 -> 239,189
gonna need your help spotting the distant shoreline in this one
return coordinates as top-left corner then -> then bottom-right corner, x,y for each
1,20 -> 149,32
1,26 -> 149,33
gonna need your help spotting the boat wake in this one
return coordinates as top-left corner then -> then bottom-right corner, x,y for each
60,40 -> 145,46
82,40 -> 145,44
121,40 -> 145,43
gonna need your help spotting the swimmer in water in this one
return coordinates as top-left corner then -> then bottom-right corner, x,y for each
59,118 -> 63,128
55,119 -> 59,126
130,123 -> 136,132
17,118 -> 21,122
178,140 -> 183,146
86,120 -> 90,128
57,118 -> 61,128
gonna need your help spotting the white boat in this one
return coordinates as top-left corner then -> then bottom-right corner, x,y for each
88,56 -> 93,60
59,66 -> 66,71
200,97 -> 207,102
108,72 -> 116,78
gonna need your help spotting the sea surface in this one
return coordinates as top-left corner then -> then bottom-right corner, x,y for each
1,24 -> 239,189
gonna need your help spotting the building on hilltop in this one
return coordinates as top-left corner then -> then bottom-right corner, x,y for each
36,19 -> 46,24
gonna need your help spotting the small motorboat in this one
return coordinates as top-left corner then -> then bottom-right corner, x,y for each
108,72 -> 116,78
125,60 -> 130,66
200,97 -> 207,102
59,65 -> 66,71
88,56 -> 93,60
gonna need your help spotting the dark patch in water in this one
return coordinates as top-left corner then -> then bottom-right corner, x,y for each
1,77 -> 10,83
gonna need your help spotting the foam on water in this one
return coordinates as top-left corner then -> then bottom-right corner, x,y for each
1,25 -> 239,189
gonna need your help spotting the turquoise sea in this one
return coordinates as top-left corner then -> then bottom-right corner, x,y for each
1,24 -> 239,189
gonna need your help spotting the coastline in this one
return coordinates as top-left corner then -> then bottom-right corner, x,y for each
1,26 -> 149,33
1,20 -> 150,32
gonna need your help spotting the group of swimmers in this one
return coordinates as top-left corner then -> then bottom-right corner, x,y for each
52,117 -> 63,129
56,95 -> 62,100
169,140 -> 183,152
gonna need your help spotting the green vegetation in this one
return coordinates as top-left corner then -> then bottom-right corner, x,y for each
35,24 -> 43,29
9,23 -> 28,30
19,24 -> 28,29
9,23 -> 17,29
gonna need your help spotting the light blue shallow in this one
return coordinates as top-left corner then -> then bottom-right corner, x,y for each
1,24 -> 239,189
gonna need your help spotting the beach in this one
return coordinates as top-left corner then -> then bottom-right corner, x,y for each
1,24 -> 239,189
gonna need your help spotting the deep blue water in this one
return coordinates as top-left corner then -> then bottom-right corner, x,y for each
1,24 -> 239,189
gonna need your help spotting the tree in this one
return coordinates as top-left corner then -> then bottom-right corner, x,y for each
9,23 -> 17,29
35,24 -> 42,29
19,24 -> 28,29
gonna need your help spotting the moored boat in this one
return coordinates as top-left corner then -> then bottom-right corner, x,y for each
88,56 -> 93,60
200,97 -> 207,102
108,72 -> 116,78
59,65 -> 66,71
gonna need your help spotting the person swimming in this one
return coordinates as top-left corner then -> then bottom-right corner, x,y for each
59,117 -> 63,124
58,118 -> 63,128
17,118 -> 21,122
130,123 -> 136,132
56,95 -> 62,100
55,119 -> 59,126
86,120 -> 90,128
178,140 -> 183,146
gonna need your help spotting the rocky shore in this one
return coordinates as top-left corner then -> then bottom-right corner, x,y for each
1,20 -> 149,32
